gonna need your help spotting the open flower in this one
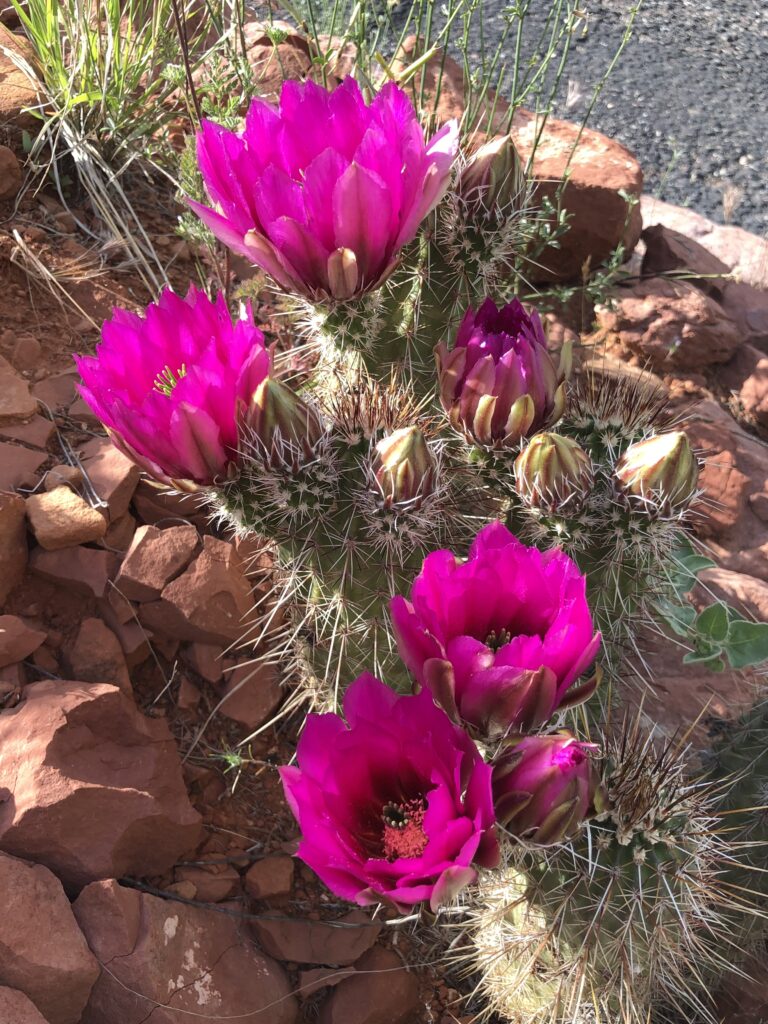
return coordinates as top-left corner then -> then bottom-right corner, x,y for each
391,522 -> 600,739
75,286 -> 270,490
492,732 -> 600,844
436,298 -> 569,449
279,673 -> 499,912
191,77 -> 459,301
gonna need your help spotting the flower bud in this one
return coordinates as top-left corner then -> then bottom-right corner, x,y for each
249,377 -> 324,461
514,433 -> 594,513
373,426 -> 436,507
436,298 -> 568,450
458,134 -> 526,211
492,732 -> 600,844
614,431 -> 699,511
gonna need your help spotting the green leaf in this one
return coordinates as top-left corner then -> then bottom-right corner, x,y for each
656,598 -> 697,637
695,602 -> 730,644
724,620 -> 768,669
683,652 -> 726,672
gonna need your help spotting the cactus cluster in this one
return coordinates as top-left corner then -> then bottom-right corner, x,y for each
74,67 -> 766,1024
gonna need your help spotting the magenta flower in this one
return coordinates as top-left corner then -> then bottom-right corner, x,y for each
435,298 -> 569,449
279,674 -> 499,912
190,77 -> 459,301
75,285 -> 270,490
391,522 -> 601,739
492,732 -> 600,844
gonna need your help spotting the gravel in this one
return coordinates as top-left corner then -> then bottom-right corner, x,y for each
465,0 -> 768,234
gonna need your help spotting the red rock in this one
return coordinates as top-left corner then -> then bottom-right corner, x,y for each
641,223 -> 730,297
695,568 -> 768,624
176,675 -> 201,711
0,986 -> 51,1024
251,910 -> 381,966
31,644 -> 58,675
147,632 -> 179,661
318,946 -> 420,1024
174,861 -> 240,902
721,344 -> 768,429
31,371 -> 78,413
79,437 -> 140,518
219,661 -> 283,730
0,492 -> 27,603
0,852 -> 99,1024
131,478 -> 208,528
0,415 -> 56,448
0,680 -> 202,890
0,442 -> 47,491
0,355 -> 36,424
0,616 -> 46,668
10,333 -> 41,371
596,278 -> 741,371
73,878 -> 298,1024
101,511 -> 136,552
43,464 -> 83,491
30,546 -> 118,599
116,523 -> 199,602
101,617 -> 150,669
66,618 -> 131,694
101,586 -> 136,624
244,854 -> 294,900
26,487 -> 107,550
138,536 -> 257,644
0,25 -> 39,130
183,642 -> 225,684
298,967 -> 355,1000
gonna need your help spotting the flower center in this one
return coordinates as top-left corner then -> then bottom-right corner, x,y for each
153,363 -> 187,397
485,627 -> 513,652
381,799 -> 428,861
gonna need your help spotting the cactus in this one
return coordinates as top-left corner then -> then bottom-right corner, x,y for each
463,715 -> 752,1024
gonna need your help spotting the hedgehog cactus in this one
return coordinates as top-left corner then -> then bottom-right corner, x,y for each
74,68 -> 757,1024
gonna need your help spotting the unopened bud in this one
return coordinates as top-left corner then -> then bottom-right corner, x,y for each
615,431 -> 699,511
326,247 -> 359,300
515,433 -> 593,513
373,426 -> 435,507
458,134 -> 526,211
249,377 -> 324,461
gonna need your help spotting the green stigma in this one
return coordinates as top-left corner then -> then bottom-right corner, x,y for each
153,364 -> 187,397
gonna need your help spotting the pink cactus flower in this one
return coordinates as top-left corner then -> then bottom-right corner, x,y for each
391,522 -> 601,739
75,285 -> 270,490
190,77 -> 459,301
436,297 -> 570,449
492,731 -> 601,844
279,673 -> 499,912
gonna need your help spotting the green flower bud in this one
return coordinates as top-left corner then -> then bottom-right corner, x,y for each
615,431 -> 699,511
458,134 -> 526,211
373,426 -> 436,507
514,432 -> 594,513
250,377 -> 324,463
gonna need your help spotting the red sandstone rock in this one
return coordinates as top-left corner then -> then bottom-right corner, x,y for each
0,145 -> 21,201
10,333 -> 41,371
596,278 -> 741,371
130,478 -> 208,528
0,442 -> 47,491
695,568 -> 768,625
183,642 -> 225,684
721,344 -> 768,429
31,372 -> 78,412
219,661 -> 283,730
138,536 -> 257,644
0,615 -> 46,668
79,437 -> 140,518
0,492 -> 27,603
318,946 -> 420,1024
176,675 -> 201,711
101,511 -> 136,552
26,487 -> 107,550
116,523 -> 199,602
297,967 -> 355,1000
0,355 -> 36,424
30,546 -> 118,598
66,618 -> 131,694
244,854 -> 294,900
0,986 -> 51,1024
174,861 -> 240,902
73,878 -> 298,1024
0,681 -> 202,890
101,616 -> 150,669
0,25 -> 39,131
0,415 -> 56,448
251,910 -> 381,966
43,464 -> 83,491
0,852 -> 99,1024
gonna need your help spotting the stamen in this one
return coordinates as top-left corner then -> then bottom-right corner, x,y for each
485,627 -> 512,652
153,364 -> 187,397
381,798 -> 428,861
